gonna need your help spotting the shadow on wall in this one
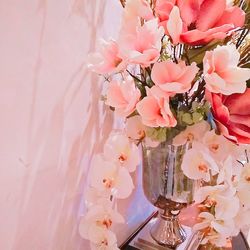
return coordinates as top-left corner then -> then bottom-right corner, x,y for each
0,0 -> 117,250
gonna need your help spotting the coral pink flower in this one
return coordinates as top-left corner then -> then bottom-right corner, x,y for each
179,0 -> 245,45
106,76 -> 141,117
151,60 -> 199,95
119,19 -> 164,67
136,87 -> 177,127
203,45 -> 250,95
88,39 -> 125,75
206,89 -> 250,144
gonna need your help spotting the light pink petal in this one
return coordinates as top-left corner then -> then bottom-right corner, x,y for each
204,72 -> 226,94
136,97 -> 160,119
106,81 -> 126,107
159,81 -> 185,92
177,62 -> 199,86
151,61 -> 182,85
167,6 -> 183,45
220,68 -> 250,84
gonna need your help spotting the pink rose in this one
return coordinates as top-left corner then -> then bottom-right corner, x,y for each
206,89 -> 250,144
87,39 -> 126,75
119,19 -> 164,67
136,86 -> 177,127
179,0 -> 245,45
151,60 -> 199,95
203,45 -> 250,95
106,77 -> 141,117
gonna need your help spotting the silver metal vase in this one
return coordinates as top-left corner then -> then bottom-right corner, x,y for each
142,142 -> 195,249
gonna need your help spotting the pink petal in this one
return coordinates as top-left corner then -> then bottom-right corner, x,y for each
229,115 -> 250,128
177,62 -> 199,86
106,81 -> 126,107
136,97 -> 160,119
215,120 -> 238,144
155,0 -> 175,22
227,123 -> 250,144
196,0 -> 226,31
177,0 -> 201,25
180,24 -> 232,45
214,6 -> 245,28
219,68 -> 250,84
151,61 -> 182,85
204,72 -> 226,93
224,89 -> 250,115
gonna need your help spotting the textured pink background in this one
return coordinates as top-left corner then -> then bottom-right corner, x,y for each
0,0 -> 154,249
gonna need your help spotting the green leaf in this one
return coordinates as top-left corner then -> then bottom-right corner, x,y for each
182,113 -> 193,125
192,112 -> 203,123
185,41 -> 224,65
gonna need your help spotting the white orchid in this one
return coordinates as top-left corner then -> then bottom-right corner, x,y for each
217,156 -> 238,186
90,155 -> 134,199
104,132 -> 140,173
202,130 -> 234,163
79,201 -> 124,240
89,226 -> 119,250
194,212 -> 236,247
181,142 -> 219,182
234,203 -> 250,229
195,185 -> 239,220
173,121 -> 210,146
236,163 -> 250,208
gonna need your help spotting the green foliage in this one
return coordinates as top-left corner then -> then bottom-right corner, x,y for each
146,126 -> 185,143
146,127 -> 168,142
177,101 -> 210,126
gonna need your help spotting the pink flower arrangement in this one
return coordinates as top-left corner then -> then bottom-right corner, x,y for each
84,0 -> 250,249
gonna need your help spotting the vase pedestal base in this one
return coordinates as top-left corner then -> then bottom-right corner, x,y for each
150,213 -> 187,248
128,216 -> 193,250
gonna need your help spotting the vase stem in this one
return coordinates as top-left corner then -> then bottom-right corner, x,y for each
150,210 -> 187,248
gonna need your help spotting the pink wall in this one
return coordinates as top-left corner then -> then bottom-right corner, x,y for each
0,1 -> 153,249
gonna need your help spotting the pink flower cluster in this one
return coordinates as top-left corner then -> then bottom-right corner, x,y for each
88,0 -> 250,144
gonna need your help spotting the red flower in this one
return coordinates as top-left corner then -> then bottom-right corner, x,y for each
206,89 -> 250,144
